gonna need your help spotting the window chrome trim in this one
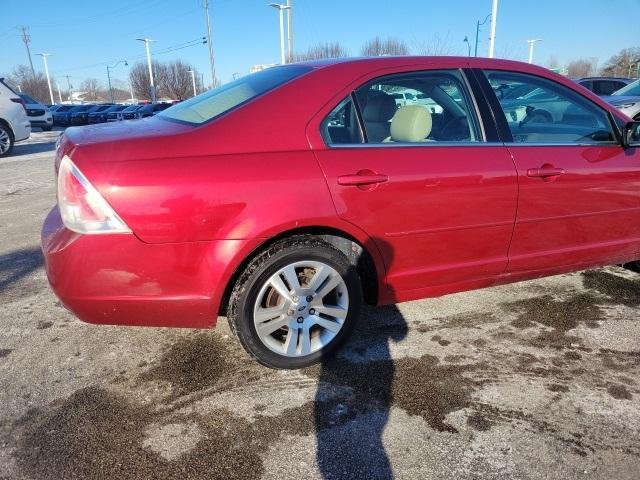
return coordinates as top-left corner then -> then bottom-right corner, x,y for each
322,141 -> 504,150
503,142 -> 620,147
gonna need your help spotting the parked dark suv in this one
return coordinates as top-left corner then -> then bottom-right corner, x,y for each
576,77 -> 632,96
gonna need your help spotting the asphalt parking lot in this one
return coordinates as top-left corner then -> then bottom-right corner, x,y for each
1,130 -> 639,479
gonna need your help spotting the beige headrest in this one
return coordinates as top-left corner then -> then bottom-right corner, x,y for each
389,105 -> 432,142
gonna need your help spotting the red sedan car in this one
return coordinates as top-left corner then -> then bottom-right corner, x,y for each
42,57 -> 640,368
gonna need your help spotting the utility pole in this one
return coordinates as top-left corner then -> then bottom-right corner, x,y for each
203,0 -> 217,87
136,38 -> 157,103
187,69 -> 197,96
19,26 -> 36,77
36,53 -> 54,105
474,14 -> 491,57
286,0 -> 293,62
526,39 -> 542,64
106,60 -> 128,104
488,0 -> 499,58
63,75 -> 73,102
269,3 -> 291,65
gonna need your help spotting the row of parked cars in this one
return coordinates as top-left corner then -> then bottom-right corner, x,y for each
49,102 -> 173,127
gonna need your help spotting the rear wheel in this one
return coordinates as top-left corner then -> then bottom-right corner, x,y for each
228,236 -> 362,369
0,123 -> 14,157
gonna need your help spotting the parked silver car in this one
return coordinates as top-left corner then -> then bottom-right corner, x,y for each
603,79 -> 640,120
18,93 -> 53,131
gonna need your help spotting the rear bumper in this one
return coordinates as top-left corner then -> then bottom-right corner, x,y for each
41,206 -> 250,329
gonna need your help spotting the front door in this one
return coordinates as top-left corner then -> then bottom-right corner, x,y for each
481,69 -> 640,274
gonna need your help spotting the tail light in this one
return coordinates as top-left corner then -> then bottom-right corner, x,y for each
11,97 -> 27,111
57,155 -> 131,234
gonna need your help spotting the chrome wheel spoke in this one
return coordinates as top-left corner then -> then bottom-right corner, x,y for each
254,304 -> 287,323
314,305 -> 347,320
284,327 -> 300,355
312,316 -> 342,333
299,327 -> 312,356
268,275 -> 293,301
282,265 -> 302,295
315,273 -> 342,299
307,266 -> 330,293
256,316 -> 290,336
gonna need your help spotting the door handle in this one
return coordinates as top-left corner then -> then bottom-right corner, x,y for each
526,165 -> 565,179
338,171 -> 389,186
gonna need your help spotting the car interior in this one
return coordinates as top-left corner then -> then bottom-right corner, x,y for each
323,71 -> 480,145
485,71 -> 617,144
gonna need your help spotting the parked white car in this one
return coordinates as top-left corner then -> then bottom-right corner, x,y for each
18,93 -> 53,131
0,78 -> 31,157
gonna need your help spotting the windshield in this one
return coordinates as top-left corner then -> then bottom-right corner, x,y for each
159,65 -> 312,125
20,94 -> 38,104
613,80 -> 640,96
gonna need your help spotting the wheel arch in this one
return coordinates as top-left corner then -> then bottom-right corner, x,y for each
218,226 -> 384,316
0,118 -> 15,139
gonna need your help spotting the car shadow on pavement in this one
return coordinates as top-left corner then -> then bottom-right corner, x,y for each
312,237 -> 407,479
11,141 -> 57,157
0,246 -> 44,292
313,304 -> 407,479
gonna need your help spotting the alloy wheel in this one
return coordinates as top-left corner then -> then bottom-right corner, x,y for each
253,260 -> 349,357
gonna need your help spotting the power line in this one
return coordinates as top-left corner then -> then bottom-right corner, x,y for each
51,37 -> 206,75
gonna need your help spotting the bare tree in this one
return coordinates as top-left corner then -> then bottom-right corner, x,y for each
415,33 -> 455,56
600,47 -> 640,77
292,42 -> 348,62
79,78 -> 103,101
567,58 -> 598,78
5,65 -> 51,103
361,37 -> 409,56
129,62 -> 153,100
130,60 -> 209,100
160,60 -> 197,100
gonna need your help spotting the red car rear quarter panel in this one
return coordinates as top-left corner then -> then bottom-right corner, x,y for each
79,150 -> 335,243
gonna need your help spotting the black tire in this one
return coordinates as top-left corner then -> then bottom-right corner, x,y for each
228,235 -> 363,369
0,122 -> 14,158
41,126 -> 53,131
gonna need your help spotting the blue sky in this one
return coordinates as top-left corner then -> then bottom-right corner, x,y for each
1,0 -> 638,88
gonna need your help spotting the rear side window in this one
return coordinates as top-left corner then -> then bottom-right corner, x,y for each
484,70 -> 616,144
159,65 -> 312,125
355,69 -> 481,144
321,96 -> 363,145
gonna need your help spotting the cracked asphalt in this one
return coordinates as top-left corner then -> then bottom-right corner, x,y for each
1,130 -> 639,479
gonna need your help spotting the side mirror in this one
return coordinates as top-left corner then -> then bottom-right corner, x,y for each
622,121 -> 640,148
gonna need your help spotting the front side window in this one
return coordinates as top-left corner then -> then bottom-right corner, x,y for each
159,65 -> 312,125
484,70 -> 616,144
354,69 -> 481,144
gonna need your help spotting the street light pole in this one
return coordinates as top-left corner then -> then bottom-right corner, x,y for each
136,38 -> 156,103
187,69 -> 197,97
269,3 -> 291,65
463,36 -> 471,56
106,60 -> 128,104
526,39 -> 542,64
55,82 -> 62,103
488,0 -> 499,58
286,0 -> 293,62
35,53 -> 54,105
474,14 -> 491,57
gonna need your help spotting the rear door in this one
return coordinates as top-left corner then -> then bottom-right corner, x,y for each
478,69 -> 640,274
312,67 -> 518,295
